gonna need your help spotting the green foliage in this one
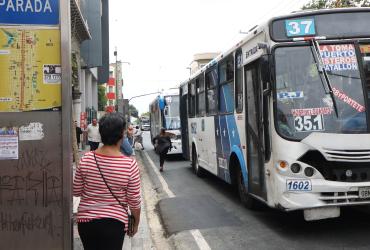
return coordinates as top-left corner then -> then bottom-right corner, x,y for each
98,85 -> 107,111
302,0 -> 370,9
129,104 -> 139,118
140,111 -> 150,118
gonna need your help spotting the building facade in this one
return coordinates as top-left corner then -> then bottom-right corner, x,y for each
71,0 -> 110,127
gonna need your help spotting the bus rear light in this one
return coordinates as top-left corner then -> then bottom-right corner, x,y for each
291,163 -> 301,173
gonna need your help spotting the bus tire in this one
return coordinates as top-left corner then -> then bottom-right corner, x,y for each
192,147 -> 205,178
236,166 -> 256,209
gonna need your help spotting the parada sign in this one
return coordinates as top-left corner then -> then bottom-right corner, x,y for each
0,0 -> 59,25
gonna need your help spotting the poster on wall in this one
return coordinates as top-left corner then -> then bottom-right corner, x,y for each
0,127 -> 18,160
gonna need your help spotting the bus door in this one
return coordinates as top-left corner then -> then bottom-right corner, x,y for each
245,61 -> 265,197
180,86 -> 190,160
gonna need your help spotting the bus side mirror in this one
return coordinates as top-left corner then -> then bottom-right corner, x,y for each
260,55 -> 271,95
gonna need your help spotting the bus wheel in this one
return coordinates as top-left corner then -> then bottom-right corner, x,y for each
236,167 -> 255,209
192,147 -> 205,178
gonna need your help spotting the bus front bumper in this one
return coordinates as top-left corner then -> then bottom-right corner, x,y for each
275,175 -> 370,211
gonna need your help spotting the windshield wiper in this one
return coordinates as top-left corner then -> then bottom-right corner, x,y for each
309,39 -> 339,117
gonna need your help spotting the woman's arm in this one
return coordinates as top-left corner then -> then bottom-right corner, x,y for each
127,159 -> 141,236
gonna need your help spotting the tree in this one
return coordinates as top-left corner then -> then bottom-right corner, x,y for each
302,0 -> 370,9
129,104 -> 139,118
98,85 -> 107,111
140,111 -> 150,118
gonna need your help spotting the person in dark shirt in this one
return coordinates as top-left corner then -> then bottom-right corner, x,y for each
152,128 -> 172,172
75,121 -> 83,150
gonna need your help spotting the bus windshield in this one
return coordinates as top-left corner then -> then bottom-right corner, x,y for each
274,43 -> 368,140
164,95 -> 181,130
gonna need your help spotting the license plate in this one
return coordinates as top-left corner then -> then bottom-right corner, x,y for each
359,187 -> 370,199
286,179 -> 312,191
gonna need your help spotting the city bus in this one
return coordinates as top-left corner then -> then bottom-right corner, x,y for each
149,89 -> 182,155
179,8 -> 370,221
140,116 -> 150,131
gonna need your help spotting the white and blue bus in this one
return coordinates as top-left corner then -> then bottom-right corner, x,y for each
179,8 -> 370,220
150,89 -> 182,155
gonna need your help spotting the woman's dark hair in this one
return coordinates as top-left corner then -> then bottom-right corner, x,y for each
160,128 -> 166,135
99,113 -> 126,145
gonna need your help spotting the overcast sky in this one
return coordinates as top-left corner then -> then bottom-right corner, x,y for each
109,0 -> 310,114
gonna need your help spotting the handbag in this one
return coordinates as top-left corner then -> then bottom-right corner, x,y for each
93,153 -> 135,235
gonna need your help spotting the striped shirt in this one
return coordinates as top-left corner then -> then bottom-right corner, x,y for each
73,151 -> 141,229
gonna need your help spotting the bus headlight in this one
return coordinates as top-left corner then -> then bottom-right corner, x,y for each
304,167 -> 315,177
290,163 -> 301,173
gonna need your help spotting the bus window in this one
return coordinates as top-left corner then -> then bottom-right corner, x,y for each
360,44 -> 370,111
235,51 -> 243,113
206,67 -> 218,115
219,57 -> 234,113
196,74 -> 206,116
188,81 -> 196,117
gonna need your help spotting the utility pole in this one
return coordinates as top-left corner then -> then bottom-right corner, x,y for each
114,48 -> 118,111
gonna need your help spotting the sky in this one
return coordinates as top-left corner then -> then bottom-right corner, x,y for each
109,0 -> 310,114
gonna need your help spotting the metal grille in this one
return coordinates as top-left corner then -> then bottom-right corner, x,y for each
320,191 -> 370,204
322,148 -> 370,162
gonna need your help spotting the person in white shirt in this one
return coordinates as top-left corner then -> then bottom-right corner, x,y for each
133,125 -> 144,150
86,118 -> 101,151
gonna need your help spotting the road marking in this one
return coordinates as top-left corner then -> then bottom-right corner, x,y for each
190,230 -> 211,250
143,151 -> 212,250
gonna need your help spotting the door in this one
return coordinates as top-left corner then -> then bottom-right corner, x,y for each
180,87 -> 190,160
245,62 -> 265,197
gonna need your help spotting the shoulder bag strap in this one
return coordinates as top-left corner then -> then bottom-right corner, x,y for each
93,152 -> 128,214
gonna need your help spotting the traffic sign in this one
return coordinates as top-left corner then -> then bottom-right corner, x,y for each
0,0 -> 59,25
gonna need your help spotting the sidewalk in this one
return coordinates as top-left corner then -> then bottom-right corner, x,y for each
72,148 -> 154,250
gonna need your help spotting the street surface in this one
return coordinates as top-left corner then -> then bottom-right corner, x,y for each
139,131 -> 370,250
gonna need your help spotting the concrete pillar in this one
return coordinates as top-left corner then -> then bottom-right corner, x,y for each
86,71 -> 92,108
92,78 -> 98,111
73,99 -> 82,126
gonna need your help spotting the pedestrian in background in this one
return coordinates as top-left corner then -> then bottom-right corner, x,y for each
124,125 -> 135,155
120,133 -> 135,156
74,113 -> 141,250
75,121 -> 83,150
152,128 -> 172,172
86,118 -> 101,151
134,125 -> 144,150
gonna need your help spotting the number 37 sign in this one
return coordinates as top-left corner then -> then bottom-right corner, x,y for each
285,18 -> 316,37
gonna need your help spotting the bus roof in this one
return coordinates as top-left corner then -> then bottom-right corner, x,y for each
179,7 -> 370,88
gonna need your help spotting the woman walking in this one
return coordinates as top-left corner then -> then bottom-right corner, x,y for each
74,113 -> 141,250
152,128 -> 172,172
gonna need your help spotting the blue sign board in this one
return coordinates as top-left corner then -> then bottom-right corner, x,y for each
0,0 -> 59,25
285,18 -> 316,37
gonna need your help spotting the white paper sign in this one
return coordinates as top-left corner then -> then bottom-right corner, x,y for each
19,122 -> 44,141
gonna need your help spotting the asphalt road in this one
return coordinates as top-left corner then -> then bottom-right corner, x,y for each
140,131 -> 370,250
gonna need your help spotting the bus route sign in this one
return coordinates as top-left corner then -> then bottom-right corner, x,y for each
0,0 -> 59,25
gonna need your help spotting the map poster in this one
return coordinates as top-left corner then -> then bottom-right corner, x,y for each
0,28 -> 61,112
